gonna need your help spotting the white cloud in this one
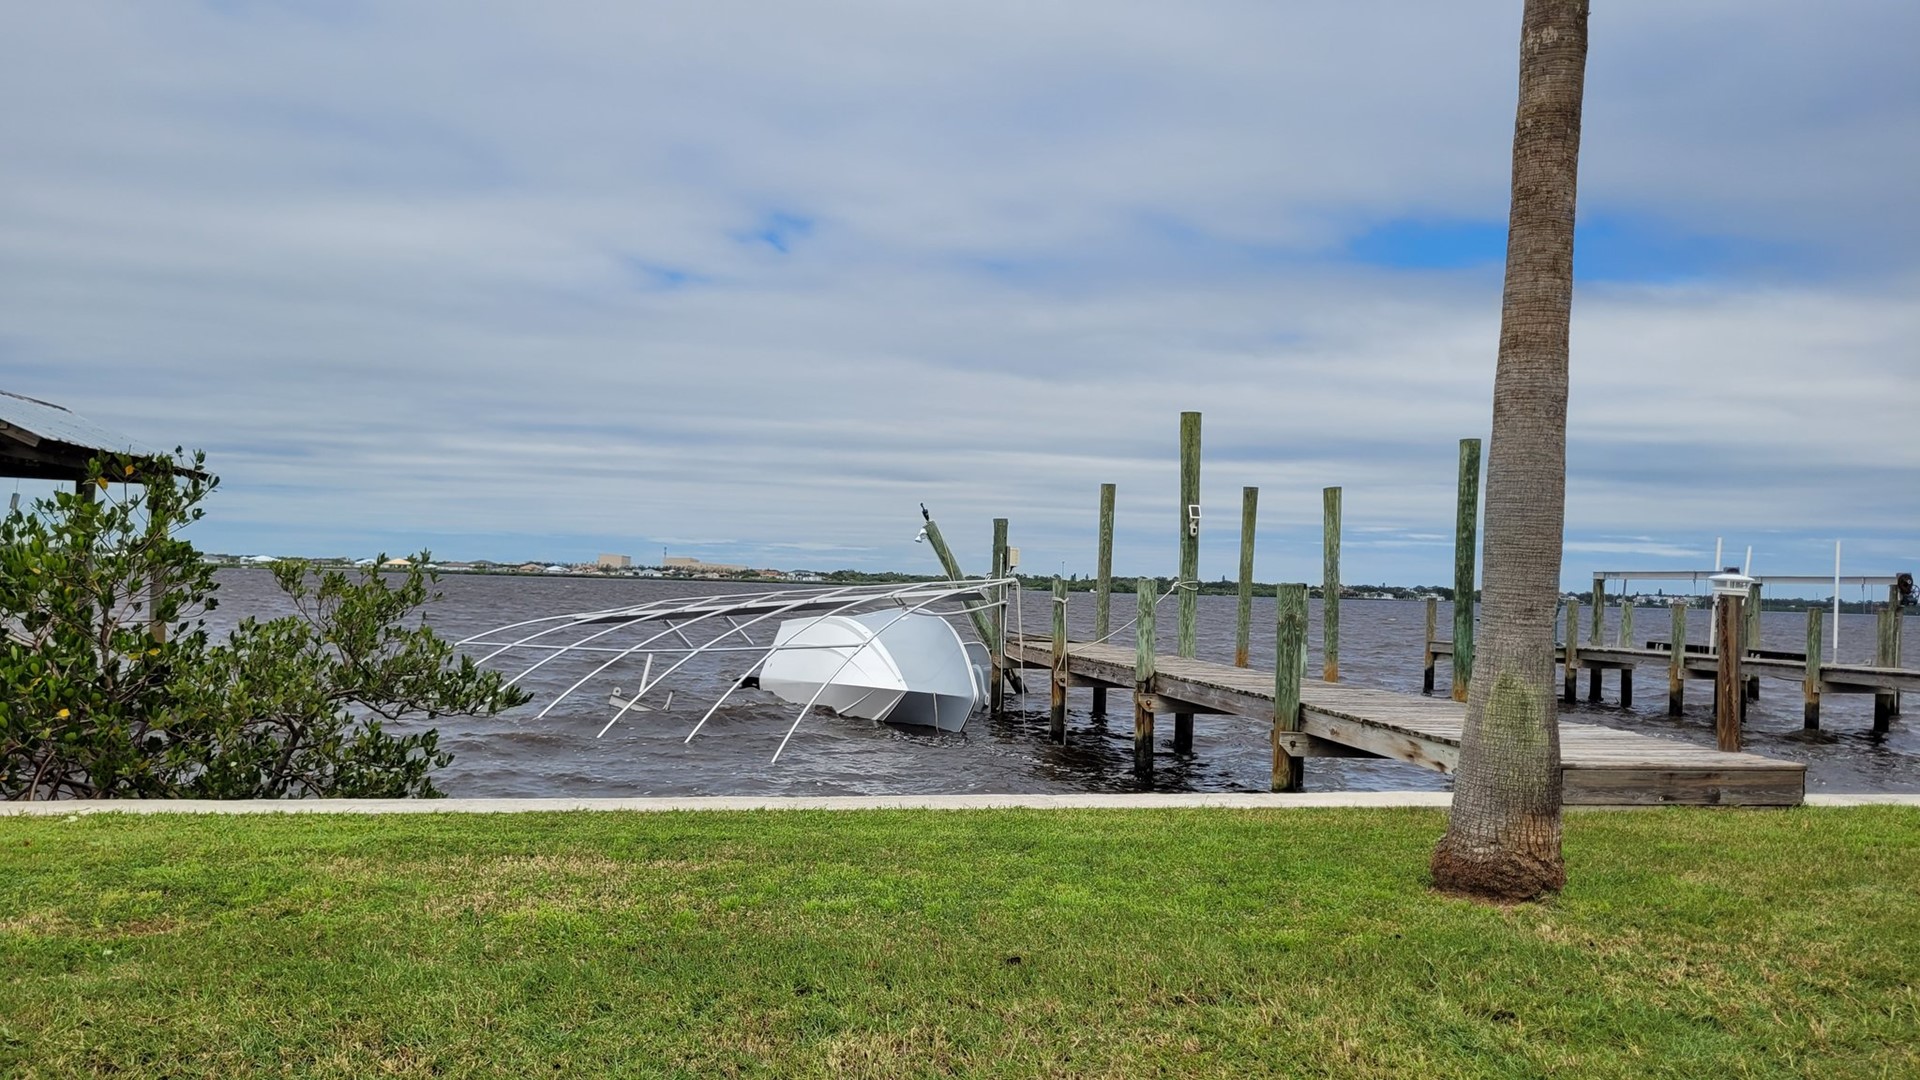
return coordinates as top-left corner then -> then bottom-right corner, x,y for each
0,2 -> 1914,588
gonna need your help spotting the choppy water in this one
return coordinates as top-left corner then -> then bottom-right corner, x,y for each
207,570 -> 1918,797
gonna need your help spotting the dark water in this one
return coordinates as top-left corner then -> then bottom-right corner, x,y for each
207,570 -> 1918,797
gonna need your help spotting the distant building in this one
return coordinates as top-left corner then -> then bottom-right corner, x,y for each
597,553 -> 632,569
662,556 -> 747,574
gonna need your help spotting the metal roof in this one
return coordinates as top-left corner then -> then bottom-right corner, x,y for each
0,390 -> 182,483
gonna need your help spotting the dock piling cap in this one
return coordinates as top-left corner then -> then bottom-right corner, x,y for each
1709,568 -> 1756,597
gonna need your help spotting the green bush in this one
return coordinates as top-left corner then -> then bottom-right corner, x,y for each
1,452 -> 527,799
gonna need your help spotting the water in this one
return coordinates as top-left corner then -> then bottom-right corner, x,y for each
205,570 -> 1919,797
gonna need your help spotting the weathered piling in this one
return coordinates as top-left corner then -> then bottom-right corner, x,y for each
1174,412 -> 1200,752
1716,590 -> 1745,751
1745,581 -> 1762,702
1452,438 -> 1480,702
1587,575 -> 1605,702
1133,578 -> 1156,773
1050,576 -> 1067,743
1422,596 -> 1438,695
1804,606 -> 1823,730
1322,486 -> 1342,682
918,507 -> 999,669
990,518 -> 1008,716
1234,486 -> 1257,668
1618,601 -> 1635,707
1091,483 -> 1115,717
1563,597 -> 1581,704
1272,583 -> 1307,792
1668,603 -> 1687,715
1875,586 -> 1901,731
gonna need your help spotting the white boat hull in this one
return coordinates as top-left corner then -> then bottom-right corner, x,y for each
758,612 -> 984,732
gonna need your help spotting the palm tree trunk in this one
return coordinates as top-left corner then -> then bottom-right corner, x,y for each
1431,0 -> 1588,902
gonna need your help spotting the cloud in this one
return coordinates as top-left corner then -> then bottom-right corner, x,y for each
0,1 -> 1914,590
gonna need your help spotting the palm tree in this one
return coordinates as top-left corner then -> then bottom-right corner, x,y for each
1431,0 -> 1589,901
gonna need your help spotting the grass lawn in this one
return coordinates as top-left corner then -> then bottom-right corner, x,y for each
2,806 -> 1917,1078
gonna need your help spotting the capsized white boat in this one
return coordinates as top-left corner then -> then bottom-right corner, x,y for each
759,611 -> 988,732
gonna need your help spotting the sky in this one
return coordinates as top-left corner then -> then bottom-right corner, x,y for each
2,1 -> 1916,595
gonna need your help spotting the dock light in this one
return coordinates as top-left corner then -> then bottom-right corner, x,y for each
913,527 -> 928,544
1710,567 -> 1755,598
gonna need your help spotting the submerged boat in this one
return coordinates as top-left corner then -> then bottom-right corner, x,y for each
759,611 -> 988,732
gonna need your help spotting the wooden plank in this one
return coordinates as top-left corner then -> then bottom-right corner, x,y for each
1273,732 -> 1380,759
1562,766 -> 1805,807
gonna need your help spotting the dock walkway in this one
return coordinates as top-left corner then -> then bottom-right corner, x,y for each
1008,638 -> 1806,806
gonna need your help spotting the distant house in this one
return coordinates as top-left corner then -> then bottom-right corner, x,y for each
382,557 -> 412,568
597,553 -> 632,569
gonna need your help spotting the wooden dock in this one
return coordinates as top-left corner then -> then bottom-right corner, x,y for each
1009,637 -> 1806,807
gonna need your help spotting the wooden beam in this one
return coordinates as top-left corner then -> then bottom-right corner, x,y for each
1804,606 -> 1822,731
1174,412 -> 1200,753
1092,482 -> 1115,717
1272,582 -> 1307,791
1322,486 -> 1341,682
1134,578 -> 1155,774
1050,576 -> 1067,743
1234,486 -> 1257,668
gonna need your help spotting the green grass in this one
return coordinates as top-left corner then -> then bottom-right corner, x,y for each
2,807 -> 1916,1078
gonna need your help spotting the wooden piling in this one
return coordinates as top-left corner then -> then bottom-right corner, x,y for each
1590,574 -> 1605,644
1804,606 -> 1823,730
1891,586 -> 1905,717
1874,589 -> 1899,732
1322,486 -> 1341,682
1619,600 -> 1634,648
1563,597 -> 1580,704
1422,596 -> 1437,695
1619,663 -> 1633,708
1745,581 -> 1762,702
1668,603 -> 1687,716
1050,576 -> 1067,743
919,508 -> 999,667
1091,483 -> 1115,717
990,518 -> 1008,717
1174,412 -> 1200,752
1234,486 -> 1257,668
1272,583 -> 1307,792
1716,591 -> 1745,751
1451,438 -> 1480,702
1133,578 -> 1156,773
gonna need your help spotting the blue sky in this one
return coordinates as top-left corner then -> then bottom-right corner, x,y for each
1,1 -> 1915,595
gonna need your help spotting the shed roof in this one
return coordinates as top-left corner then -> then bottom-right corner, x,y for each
0,390 -> 188,483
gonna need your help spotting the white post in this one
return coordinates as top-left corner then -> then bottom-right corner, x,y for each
1833,540 -> 1842,662
1709,537 -> 1724,651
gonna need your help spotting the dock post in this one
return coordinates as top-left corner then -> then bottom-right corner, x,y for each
990,518 -> 1008,717
1091,483 -> 1115,718
1668,602 -> 1687,716
1715,589 -> 1745,751
919,507 -> 1000,670
1804,606 -> 1823,730
1563,597 -> 1580,704
1618,600 -> 1635,707
1174,412 -> 1200,752
1234,486 -> 1257,668
1050,576 -> 1067,743
1422,596 -> 1437,695
1452,438 -> 1480,702
1272,583 -> 1307,792
1745,582 -> 1762,702
1323,486 -> 1341,682
1133,578 -> 1156,774
1891,585 -> 1904,716
1588,575 -> 1605,702
1874,589 -> 1898,732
